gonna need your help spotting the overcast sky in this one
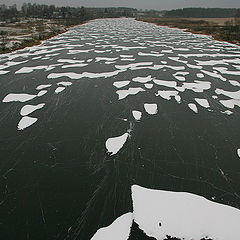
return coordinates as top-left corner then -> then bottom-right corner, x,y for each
1,0 -> 240,10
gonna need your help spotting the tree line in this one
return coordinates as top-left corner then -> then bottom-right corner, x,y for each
164,8 -> 240,18
0,3 -> 137,23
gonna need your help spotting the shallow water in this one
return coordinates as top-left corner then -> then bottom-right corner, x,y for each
0,18 -> 240,240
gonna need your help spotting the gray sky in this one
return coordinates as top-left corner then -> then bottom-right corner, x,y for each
1,0 -> 240,10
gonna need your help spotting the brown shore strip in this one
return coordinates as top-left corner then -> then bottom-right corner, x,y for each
0,20 -> 89,55
138,17 -> 240,47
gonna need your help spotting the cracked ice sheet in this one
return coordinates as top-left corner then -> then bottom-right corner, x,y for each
132,185 -> 240,240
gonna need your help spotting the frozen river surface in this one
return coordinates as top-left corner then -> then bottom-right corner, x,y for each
1,18 -> 240,240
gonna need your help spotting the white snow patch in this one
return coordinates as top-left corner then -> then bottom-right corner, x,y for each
132,110 -> 142,121
188,103 -> 198,113
194,98 -> 210,108
37,90 -> 48,97
113,81 -> 130,88
57,81 -> 72,86
229,80 -> 240,86
156,90 -> 179,100
3,93 -> 36,103
132,185 -> 240,240
62,63 -> 88,69
116,88 -> 145,100
17,116 -> 38,130
36,84 -> 51,90
55,87 -> 66,94
91,213 -> 133,240
105,133 -> 129,156
144,84 -> 153,89
132,75 -> 152,83
144,103 -> 158,115
20,103 -> 45,116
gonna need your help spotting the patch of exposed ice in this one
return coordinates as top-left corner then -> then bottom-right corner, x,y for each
144,103 -> 158,115
17,116 -> 38,130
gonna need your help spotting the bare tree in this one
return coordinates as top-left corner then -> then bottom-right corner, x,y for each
0,30 -> 8,51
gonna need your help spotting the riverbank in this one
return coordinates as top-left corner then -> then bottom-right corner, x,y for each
0,18 -> 89,54
138,17 -> 240,46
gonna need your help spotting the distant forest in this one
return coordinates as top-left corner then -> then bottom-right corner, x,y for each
0,3 -> 137,24
164,8 -> 239,18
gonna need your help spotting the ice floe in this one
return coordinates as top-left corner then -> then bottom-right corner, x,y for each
132,75 -> 152,83
194,98 -> 210,108
113,81 -> 130,88
116,88 -> 145,100
144,103 -> 158,115
156,90 -> 179,100
20,103 -> 45,116
2,93 -> 36,103
91,213 -> 133,240
132,185 -> 240,240
17,116 -> 38,130
132,110 -> 142,121
105,133 -> 129,156
55,87 -> 66,94
188,103 -> 198,113
36,84 -> 52,90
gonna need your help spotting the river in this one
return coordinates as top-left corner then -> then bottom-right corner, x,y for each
1,18 -> 240,240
